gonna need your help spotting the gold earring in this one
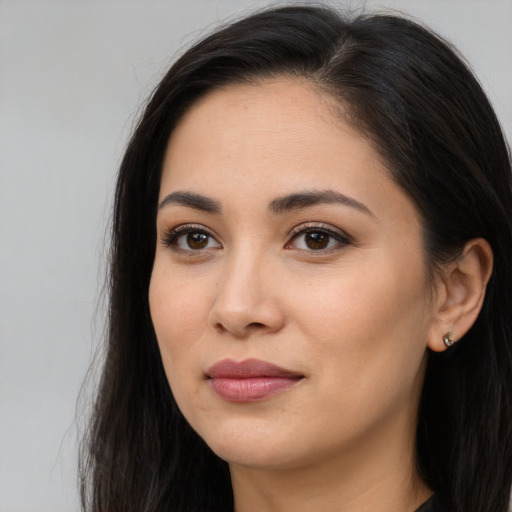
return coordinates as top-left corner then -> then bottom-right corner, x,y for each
443,331 -> 456,347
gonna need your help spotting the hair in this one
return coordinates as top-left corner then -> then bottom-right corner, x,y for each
80,5 -> 512,512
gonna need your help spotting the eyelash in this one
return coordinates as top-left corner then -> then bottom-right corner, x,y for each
161,224 -> 222,253
160,222 -> 352,254
286,223 -> 352,253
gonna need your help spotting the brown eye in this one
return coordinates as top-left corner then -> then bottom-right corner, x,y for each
162,226 -> 222,252
187,232 -> 209,249
305,232 -> 329,250
286,225 -> 351,253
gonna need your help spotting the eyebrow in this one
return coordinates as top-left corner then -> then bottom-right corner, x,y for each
158,189 -> 373,217
268,190 -> 374,217
158,191 -> 222,214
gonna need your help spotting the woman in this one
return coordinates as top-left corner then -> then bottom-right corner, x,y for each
80,5 -> 512,512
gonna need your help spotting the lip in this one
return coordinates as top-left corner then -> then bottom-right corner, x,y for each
206,358 -> 303,403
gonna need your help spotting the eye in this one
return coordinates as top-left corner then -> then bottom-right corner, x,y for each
286,224 -> 351,252
161,225 -> 222,252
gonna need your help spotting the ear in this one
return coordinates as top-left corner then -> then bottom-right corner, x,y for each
427,238 -> 493,352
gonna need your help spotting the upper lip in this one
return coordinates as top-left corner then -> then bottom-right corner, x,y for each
206,358 -> 303,379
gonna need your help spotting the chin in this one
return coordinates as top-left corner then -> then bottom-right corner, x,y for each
195,417 -> 303,470
212,442 -> 300,470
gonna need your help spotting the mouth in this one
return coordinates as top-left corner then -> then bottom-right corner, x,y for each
206,358 -> 304,403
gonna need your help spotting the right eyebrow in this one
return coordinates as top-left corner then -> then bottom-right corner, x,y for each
158,191 -> 222,214
268,189 -> 374,218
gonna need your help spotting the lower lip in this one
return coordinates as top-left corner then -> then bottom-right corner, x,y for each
209,376 -> 302,402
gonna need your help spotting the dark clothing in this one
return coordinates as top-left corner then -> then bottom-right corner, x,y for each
415,494 -> 449,512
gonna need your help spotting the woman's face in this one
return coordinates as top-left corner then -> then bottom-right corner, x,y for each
149,80 -> 437,471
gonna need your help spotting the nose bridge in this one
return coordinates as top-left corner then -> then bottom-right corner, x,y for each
221,243 -> 262,300
208,240 -> 283,336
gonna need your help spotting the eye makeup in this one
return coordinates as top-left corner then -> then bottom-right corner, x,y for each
159,219 -> 353,258
285,222 -> 353,253
160,223 -> 222,253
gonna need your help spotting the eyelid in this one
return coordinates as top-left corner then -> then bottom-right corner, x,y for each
160,223 -> 222,250
285,222 -> 352,252
287,222 -> 352,242
159,221 -> 351,252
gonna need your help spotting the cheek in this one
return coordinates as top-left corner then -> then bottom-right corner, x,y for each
149,264 -> 214,426
148,261 -> 211,379
286,256 -> 431,395
291,265 -> 429,339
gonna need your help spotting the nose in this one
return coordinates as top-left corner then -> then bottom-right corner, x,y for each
207,251 -> 286,338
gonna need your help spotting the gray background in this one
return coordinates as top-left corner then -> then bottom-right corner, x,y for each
1,1 -> 511,511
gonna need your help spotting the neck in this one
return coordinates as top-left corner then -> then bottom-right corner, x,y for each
230,407 -> 432,512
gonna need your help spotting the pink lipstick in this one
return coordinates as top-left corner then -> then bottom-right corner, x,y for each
206,359 -> 303,403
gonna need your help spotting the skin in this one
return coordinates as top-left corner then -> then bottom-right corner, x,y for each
148,79 -> 487,511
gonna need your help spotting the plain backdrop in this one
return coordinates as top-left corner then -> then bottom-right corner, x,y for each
0,1 -> 511,511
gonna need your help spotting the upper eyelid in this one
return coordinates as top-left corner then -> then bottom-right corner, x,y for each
285,225 -> 352,255
171,223 -> 212,233
163,223 -> 218,238
160,221 -> 351,247
287,222 -> 351,240
159,223 -> 222,248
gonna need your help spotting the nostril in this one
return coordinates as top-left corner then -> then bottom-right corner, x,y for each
247,322 -> 266,329
208,296 -> 286,337
213,321 -> 227,333
212,321 -> 265,337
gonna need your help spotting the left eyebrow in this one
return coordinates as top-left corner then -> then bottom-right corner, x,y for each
158,191 -> 222,214
268,190 -> 374,217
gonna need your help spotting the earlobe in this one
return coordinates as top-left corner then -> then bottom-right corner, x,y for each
427,238 -> 493,352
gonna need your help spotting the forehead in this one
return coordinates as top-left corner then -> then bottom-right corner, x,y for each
161,79 -> 392,198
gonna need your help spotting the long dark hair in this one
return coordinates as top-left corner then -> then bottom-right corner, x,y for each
80,5 -> 512,512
